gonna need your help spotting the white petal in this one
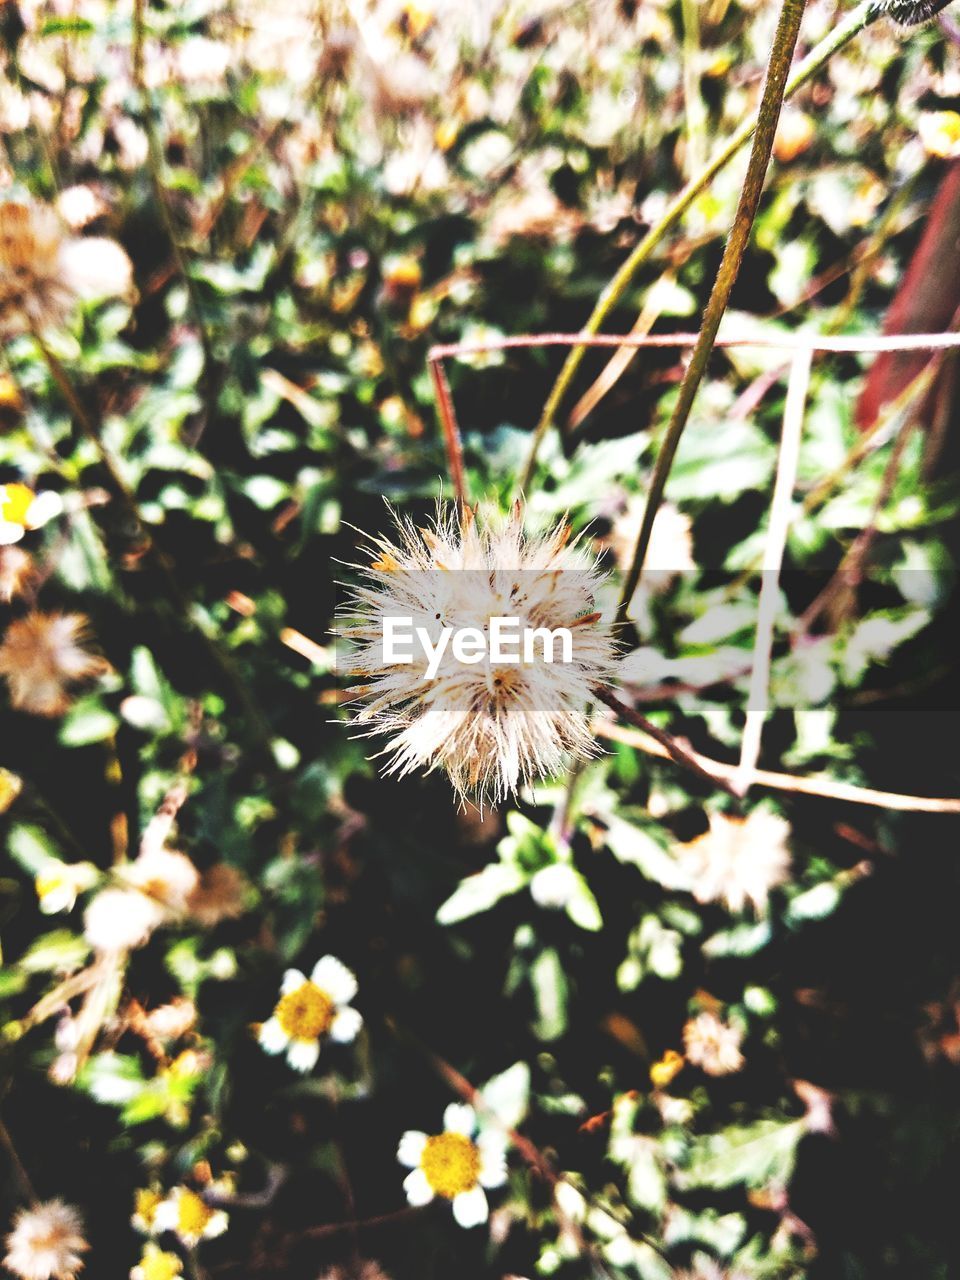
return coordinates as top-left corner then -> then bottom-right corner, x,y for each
281,968 -> 307,994
204,1210 -> 229,1239
443,1102 -> 476,1136
152,1201 -> 177,1232
397,1130 -> 428,1168
286,1038 -> 320,1073
311,954 -> 358,1004
477,1132 -> 508,1188
24,491 -> 63,529
452,1185 -> 488,1228
60,236 -> 133,300
258,1017 -> 289,1055
0,521 -> 24,545
329,1005 -> 363,1043
403,1167 -> 435,1207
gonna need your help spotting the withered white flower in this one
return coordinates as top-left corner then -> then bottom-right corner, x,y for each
0,612 -> 110,717
606,498 -> 695,622
683,1010 -> 745,1077
3,1200 -> 89,1280
674,808 -> 792,916
0,199 -> 132,335
122,848 -> 200,917
340,503 -> 618,807
83,887 -> 165,954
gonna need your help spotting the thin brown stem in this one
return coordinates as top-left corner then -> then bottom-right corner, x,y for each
0,1114 -> 37,1204
593,687 -> 738,796
429,357 -> 468,505
595,719 -> 960,813
615,0 -> 809,630
519,0 -> 880,489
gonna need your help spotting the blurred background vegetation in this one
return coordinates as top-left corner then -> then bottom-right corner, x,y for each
0,1 -> 958,1278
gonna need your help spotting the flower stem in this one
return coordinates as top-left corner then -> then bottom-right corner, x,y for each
520,0 -> 879,491
614,0 -> 809,630
0,1114 -> 37,1204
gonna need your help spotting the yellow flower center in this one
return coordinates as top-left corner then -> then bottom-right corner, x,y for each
650,1049 -> 685,1089
275,982 -> 334,1040
421,1132 -> 481,1199
176,1189 -> 215,1239
35,871 -> 64,899
138,1245 -> 183,1280
0,483 -> 34,526
135,1188 -> 163,1229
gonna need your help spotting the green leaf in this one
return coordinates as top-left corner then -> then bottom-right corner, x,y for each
678,1118 -> 805,1190
531,947 -> 568,1041
436,862 -> 528,924
8,825 -> 62,876
20,930 -> 91,974
59,701 -> 120,747
479,1061 -> 530,1129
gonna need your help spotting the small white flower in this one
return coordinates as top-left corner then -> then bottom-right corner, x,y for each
0,484 -> 63,545
131,1187 -> 165,1236
258,955 -> 362,1072
675,808 -> 792,916
35,860 -> 99,914
83,887 -> 165,953
398,1102 -> 508,1228
129,1241 -> 183,1280
152,1187 -> 228,1248
683,1011 -> 745,1077
3,1200 -> 88,1280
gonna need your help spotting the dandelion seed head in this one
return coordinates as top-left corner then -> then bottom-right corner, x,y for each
3,1200 -> 88,1280
340,502 -> 619,807
683,1011 -> 744,1077
0,199 -> 131,335
0,612 -> 110,717
675,809 -> 792,916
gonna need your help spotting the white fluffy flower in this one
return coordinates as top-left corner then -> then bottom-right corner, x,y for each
683,1011 -> 745,1077
398,1103 -> 508,1228
122,848 -> 200,917
83,887 -> 165,953
608,499 -> 695,605
340,502 -> 618,807
259,956 -> 362,1072
0,612 -> 109,717
675,809 -> 792,916
0,199 -> 132,335
3,1200 -> 89,1280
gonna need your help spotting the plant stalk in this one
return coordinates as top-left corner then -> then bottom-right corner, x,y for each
520,0 -> 879,491
615,0 -> 809,629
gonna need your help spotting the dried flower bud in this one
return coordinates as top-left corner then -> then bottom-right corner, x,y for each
870,0 -> 953,26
